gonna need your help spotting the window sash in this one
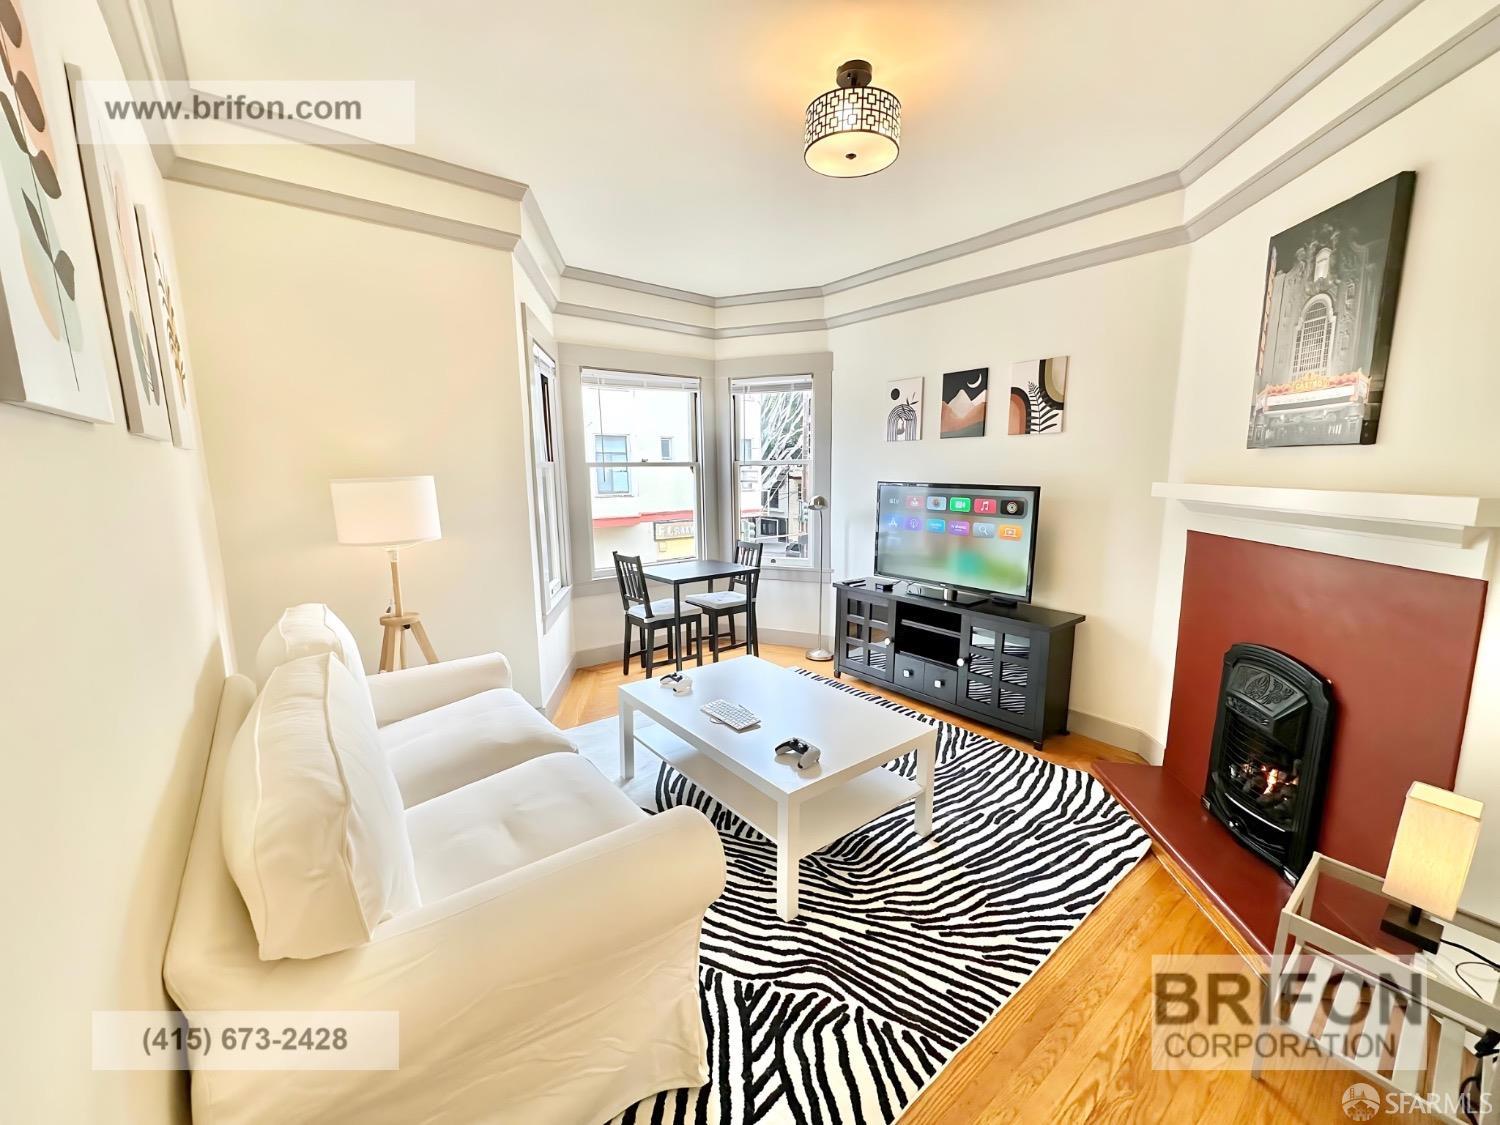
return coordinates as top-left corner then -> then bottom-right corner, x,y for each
529,343 -> 568,606
580,369 -> 707,577
731,379 -> 815,569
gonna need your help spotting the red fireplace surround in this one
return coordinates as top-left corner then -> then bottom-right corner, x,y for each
1097,531 -> 1487,954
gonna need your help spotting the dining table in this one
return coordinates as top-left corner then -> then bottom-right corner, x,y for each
641,558 -> 760,672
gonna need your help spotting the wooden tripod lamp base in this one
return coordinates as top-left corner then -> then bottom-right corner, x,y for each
379,612 -> 438,673
377,546 -> 440,673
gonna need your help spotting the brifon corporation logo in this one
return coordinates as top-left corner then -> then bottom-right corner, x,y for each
1342,1083 -> 1381,1121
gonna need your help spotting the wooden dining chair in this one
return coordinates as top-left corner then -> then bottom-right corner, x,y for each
684,540 -> 763,662
612,551 -> 703,677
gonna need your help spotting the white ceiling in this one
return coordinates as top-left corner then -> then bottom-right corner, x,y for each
171,0 -> 1372,295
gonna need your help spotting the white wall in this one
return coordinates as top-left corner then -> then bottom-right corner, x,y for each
0,0 -> 230,1119
1152,53 -> 1500,915
828,249 -> 1189,748
168,185 -> 548,703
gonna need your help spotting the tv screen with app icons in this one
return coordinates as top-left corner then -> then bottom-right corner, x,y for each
874,482 -> 1041,602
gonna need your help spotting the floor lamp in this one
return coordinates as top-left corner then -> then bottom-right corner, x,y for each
806,495 -> 833,661
330,476 -> 443,673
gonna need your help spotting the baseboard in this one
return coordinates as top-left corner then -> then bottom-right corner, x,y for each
1066,710 -> 1164,763
541,655 -> 577,719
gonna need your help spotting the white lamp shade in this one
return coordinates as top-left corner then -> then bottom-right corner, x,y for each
1382,782 -> 1483,920
330,476 -> 441,547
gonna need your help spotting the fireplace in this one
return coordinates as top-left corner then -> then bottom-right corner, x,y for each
1202,643 -> 1335,882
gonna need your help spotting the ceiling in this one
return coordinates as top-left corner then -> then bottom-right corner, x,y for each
171,0 -> 1373,296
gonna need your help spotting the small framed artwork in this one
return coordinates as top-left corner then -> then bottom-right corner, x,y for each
1009,357 -> 1067,435
0,3 -> 114,422
135,205 -> 196,448
940,368 -> 988,438
885,378 -> 922,441
67,63 -> 170,440
1247,172 -> 1415,449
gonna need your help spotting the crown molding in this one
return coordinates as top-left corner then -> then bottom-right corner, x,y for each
1177,0 -> 1426,183
552,303 -> 717,339
125,0 -> 1495,339
1186,2 -> 1500,241
560,266 -> 717,307
513,238 -> 558,310
520,191 -> 567,276
166,156 -> 520,251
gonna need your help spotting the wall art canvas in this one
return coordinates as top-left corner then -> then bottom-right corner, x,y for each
67,63 -> 168,439
885,377 -> 922,441
1009,357 -> 1067,435
0,1 -> 113,421
135,204 -> 195,448
1247,172 -> 1415,449
940,367 -> 987,438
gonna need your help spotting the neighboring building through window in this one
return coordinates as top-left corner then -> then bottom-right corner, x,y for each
593,434 -> 631,496
581,370 -> 703,573
731,376 -> 814,568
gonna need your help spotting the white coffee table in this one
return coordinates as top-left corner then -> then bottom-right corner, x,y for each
618,657 -> 938,920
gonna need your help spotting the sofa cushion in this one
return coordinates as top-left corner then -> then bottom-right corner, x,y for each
221,653 -> 419,959
255,604 -> 370,706
379,688 -> 577,807
403,753 -> 645,902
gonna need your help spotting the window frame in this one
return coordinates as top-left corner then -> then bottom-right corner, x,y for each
521,311 -> 571,623
729,376 -> 816,571
578,368 -> 708,580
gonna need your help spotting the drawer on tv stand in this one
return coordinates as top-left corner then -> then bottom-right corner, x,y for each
894,654 -> 959,704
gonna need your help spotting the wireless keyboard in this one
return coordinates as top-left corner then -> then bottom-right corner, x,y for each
700,699 -> 760,731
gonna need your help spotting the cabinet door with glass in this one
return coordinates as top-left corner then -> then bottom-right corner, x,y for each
839,591 -> 893,680
958,618 -> 1034,719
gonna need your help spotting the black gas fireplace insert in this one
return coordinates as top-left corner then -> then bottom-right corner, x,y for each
1202,643 -> 1335,882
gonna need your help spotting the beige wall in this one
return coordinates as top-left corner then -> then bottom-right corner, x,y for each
167,185 -> 549,703
0,0 -> 230,1119
828,249 -> 1189,752
1152,53 -> 1500,915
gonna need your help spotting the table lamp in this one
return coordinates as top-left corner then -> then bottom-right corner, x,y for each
330,476 -> 442,673
1380,782 -> 1483,952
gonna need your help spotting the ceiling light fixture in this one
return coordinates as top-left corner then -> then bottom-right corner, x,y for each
803,59 -> 901,178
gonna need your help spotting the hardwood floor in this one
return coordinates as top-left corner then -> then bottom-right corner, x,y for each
554,644 -> 1413,1124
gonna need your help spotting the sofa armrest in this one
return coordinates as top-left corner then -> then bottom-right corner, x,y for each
367,652 -> 513,726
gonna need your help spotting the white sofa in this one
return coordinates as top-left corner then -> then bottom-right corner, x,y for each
164,655 -> 727,1124
256,603 -> 576,806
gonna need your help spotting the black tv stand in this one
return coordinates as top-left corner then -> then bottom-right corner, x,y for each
904,581 -> 995,608
833,580 -> 1085,750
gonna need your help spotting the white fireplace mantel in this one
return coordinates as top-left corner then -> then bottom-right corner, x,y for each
1151,483 -> 1500,579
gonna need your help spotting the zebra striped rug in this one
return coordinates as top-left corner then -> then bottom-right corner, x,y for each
589,672 -> 1151,1125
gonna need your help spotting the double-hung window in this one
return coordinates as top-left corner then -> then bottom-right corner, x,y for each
581,369 -> 704,574
730,376 -> 814,568
528,342 -> 569,608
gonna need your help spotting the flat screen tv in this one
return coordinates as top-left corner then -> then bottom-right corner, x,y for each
874,481 -> 1041,603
